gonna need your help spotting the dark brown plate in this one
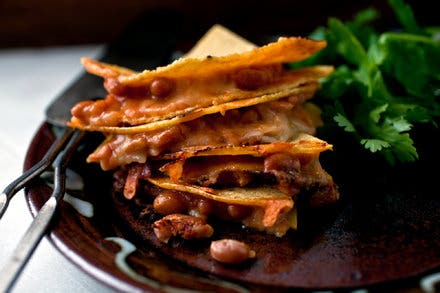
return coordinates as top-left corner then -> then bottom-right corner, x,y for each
24,122 -> 440,292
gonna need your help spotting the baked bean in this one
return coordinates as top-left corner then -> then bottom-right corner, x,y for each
150,77 -> 174,98
188,197 -> 214,218
104,78 -> 149,97
233,68 -> 272,90
227,205 -> 251,219
210,239 -> 256,264
153,214 -> 214,243
153,190 -> 187,215
197,198 -> 214,216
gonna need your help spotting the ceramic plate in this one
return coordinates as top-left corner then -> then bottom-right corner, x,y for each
24,122 -> 440,292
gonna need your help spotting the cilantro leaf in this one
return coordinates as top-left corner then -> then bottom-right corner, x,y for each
388,0 -> 425,35
361,138 -> 390,153
297,0 -> 439,165
327,18 -> 368,67
334,113 -> 356,133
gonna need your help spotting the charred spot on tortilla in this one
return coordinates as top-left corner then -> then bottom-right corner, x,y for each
69,35 -> 339,266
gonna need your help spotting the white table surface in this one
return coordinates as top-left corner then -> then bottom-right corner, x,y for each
0,46 -> 116,293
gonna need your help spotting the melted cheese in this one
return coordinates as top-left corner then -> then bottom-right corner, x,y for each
87,101 -> 321,170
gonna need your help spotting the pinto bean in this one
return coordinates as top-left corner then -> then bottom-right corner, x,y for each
227,204 -> 252,219
104,78 -> 149,97
210,239 -> 256,264
184,195 -> 214,218
196,198 -> 214,217
153,214 -> 214,243
233,68 -> 272,90
153,190 -> 187,215
150,77 -> 174,98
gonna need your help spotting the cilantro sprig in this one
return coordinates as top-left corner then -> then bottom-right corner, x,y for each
295,0 -> 440,164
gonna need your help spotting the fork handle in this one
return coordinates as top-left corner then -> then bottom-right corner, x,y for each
0,197 -> 58,292
0,130 -> 84,292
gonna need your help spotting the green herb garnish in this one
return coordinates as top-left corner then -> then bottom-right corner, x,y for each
294,0 -> 440,164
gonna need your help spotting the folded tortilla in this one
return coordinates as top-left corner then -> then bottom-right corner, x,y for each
69,34 -> 339,239
68,37 -> 332,134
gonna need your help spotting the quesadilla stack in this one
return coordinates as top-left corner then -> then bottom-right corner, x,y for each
69,36 -> 339,242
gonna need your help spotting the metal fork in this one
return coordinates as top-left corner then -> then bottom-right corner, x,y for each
0,128 -> 84,292
0,128 -> 74,219
0,12 -> 180,292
